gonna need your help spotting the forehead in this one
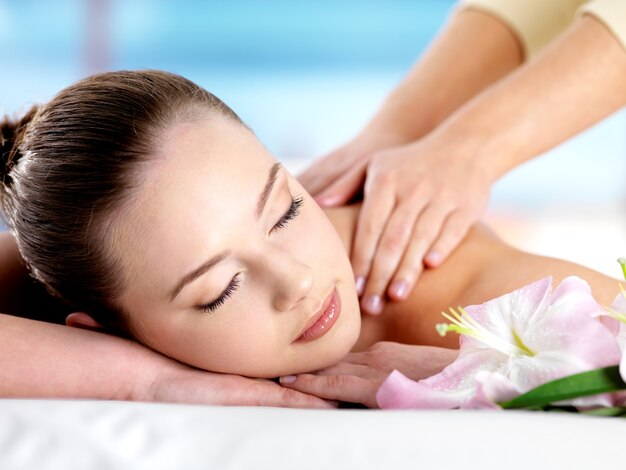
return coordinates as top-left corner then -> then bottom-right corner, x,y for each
112,116 -> 275,295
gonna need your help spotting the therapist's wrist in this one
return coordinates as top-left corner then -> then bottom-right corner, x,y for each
435,110 -> 522,183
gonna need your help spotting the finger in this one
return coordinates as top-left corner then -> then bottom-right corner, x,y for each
279,374 -> 378,408
297,161 -> 339,196
387,204 -> 451,301
423,210 -> 475,268
351,182 -> 395,301
314,164 -> 366,207
359,202 -> 422,311
236,381 -> 335,409
314,361 -> 375,379
297,151 -> 350,196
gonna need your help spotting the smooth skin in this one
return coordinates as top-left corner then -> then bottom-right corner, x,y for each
299,9 -> 626,316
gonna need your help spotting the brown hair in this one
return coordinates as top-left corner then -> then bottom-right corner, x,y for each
0,70 -> 243,330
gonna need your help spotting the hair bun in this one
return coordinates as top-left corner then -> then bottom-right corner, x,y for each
1,105 -> 39,183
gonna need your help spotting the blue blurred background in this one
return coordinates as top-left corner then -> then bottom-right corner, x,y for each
1,0 -> 624,274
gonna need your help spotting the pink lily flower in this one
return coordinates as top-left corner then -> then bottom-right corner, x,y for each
377,277 -> 622,409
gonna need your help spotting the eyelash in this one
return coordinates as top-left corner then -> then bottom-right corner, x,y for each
199,274 -> 241,314
198,195 -> 304,314
270,195 -> 303,232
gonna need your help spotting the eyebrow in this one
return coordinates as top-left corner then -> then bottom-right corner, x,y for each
169,162 -> 282,302
257,162 -> 281,217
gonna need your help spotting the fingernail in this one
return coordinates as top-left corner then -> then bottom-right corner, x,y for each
364,294 -> 383,315
314,195 -> 336,207
425,251 -> 442,266
390,280 -> 409,299
355,276 -> 365,296
280,375 -> 297,384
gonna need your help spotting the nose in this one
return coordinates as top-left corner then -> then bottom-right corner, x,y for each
268,250 -> 314,312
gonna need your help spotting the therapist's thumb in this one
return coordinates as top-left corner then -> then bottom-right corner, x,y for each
314,166 -> 365,207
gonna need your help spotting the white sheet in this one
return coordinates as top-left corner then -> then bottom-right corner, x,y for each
0,399 -> 624,470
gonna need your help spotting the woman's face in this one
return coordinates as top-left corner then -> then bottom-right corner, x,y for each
113,114 -> 361,378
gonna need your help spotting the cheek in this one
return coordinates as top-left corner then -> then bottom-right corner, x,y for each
297,203 -> 349,266
143,307 -> 288,376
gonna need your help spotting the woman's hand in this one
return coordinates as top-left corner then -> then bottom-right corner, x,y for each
278,342 -> 458,408
143,364 -> 335,409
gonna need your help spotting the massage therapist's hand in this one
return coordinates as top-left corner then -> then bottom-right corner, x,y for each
298,129 -> 408,200
279,342 -> 457,408
136,352 -> 334,409
307,132 -> 491,315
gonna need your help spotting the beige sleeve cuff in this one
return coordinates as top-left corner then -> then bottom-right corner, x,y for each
458,0 -> 587,59
580,0 -> 626,52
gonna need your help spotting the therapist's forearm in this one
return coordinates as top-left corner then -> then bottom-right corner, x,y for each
437,15 -> 626,181
363,8 -> 523,142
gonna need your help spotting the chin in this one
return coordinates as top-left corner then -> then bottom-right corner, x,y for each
241,289 -> 362,379
289,303 -> 362,376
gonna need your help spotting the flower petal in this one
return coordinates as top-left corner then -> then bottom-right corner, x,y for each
376,370 -> 473,409
610,291 -> 626,351
523,277 -> 621,367
592,291 -> 625,335
462,371 -> 520,409
501,352 -> 617,408
621,349 -> 626,383
376,346 -> 506,409
617,323 -> 626,354
461,277 -> 552,350
504,350 -> 610,391
612,289 -> 626,313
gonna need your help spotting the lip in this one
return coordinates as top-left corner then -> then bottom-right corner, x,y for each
294,288 -> 341,343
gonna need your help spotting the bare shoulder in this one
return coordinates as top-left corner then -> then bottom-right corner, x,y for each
322,204 -> 360,254
323,203 -> 506,256
323,204 -> 623,349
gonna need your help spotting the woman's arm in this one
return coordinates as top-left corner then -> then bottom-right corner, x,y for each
0,312 -> 151,400
0,313 -> 331,407
299,8 -> 523,197
437,13 -> 626,182
359,7 -> 524,144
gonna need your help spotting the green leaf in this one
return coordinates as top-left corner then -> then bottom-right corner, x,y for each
499,366 -> 626,409
581,407 -> 626,417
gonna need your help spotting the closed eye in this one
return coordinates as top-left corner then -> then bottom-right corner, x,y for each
196,195 -> 304,314
198,274 -> 241,314
271,195 -> 303,232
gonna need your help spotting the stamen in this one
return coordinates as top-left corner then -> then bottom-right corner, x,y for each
604,282 -> 626,324
512,330 -> 535,356
436,307 -> 530,357
605,307 -> 626,324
